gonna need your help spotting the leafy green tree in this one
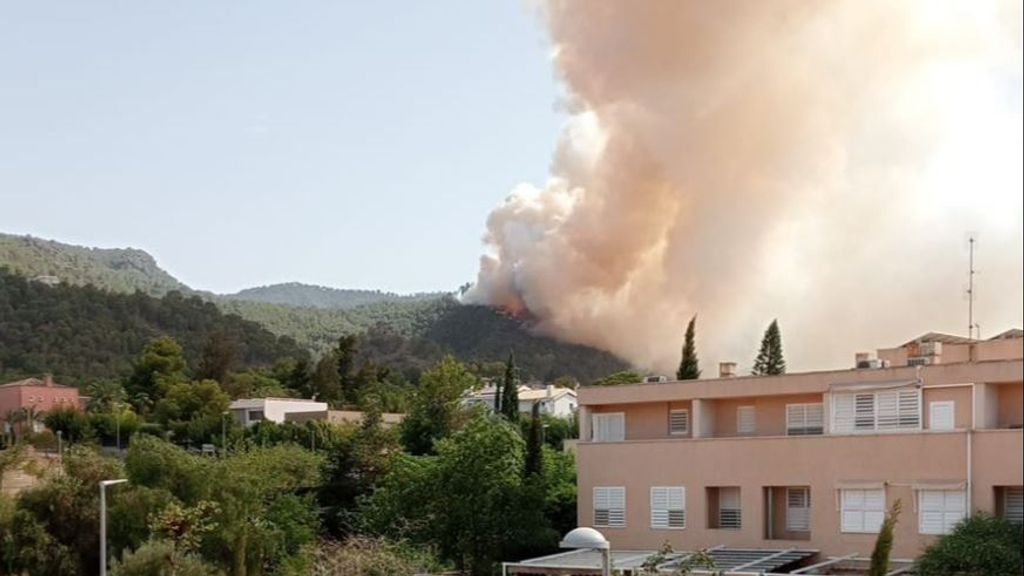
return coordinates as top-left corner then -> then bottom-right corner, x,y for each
916,512 -> 1023,575
43,406 -> 91,443
500,351 -> 520,422
85,379 -> 126,413
336,334 -> 360,404
752,319 -> 786,376
676,315 -> 700,380
128,336 -> 188,403
112,539 -> 221,576
592,370 -> 642,386
195,330 -> 241,383
309,537 -> 447,576
222,369 -> 288,399
524,403 -> 544,479
868,499 -> 902,576
400,356 -> 476,455
312,352 -> 343,406
154,380 -> 231,445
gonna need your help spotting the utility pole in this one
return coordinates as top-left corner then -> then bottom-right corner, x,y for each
967,235 -> 976,340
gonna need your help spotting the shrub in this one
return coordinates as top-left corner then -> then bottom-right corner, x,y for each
308,537 -> 446,576
916,513 -> 1023,576
112,539 -> 222,576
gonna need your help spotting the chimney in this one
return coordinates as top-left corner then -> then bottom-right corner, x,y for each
43,373 -> 54,387
855,352 -> 870,367
546,384 -> 554,398
719,362 -> 737,378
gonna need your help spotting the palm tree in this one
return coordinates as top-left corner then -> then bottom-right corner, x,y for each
85,379 -> 125,412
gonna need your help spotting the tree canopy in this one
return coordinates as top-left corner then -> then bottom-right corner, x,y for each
752,319 -> 786,376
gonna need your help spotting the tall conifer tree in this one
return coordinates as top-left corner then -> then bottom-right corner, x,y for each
752,319 -> 786,376
500,350 -> 520,421
676,315 -> 701,380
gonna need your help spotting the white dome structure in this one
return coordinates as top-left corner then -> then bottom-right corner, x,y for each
559,527 -> 610,550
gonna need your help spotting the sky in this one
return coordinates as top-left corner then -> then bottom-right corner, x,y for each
0,1 -> 561,294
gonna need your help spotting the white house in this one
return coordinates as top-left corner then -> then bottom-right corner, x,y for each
228,398 -> 328,427
463,384 -> 577,418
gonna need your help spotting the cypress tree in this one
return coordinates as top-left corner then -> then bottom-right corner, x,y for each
752,319 -> 786,376
676,315 -> 701,380
524,402 -> 544,478
493,378 -> 502,414
868,500 -> 902,576
500,350 -> 520,422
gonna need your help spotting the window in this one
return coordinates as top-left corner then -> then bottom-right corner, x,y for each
841,488 -> 885,533
919,490 -> 966,534
1004,487 -> 1023,525
786,488 -> 811,532
669,409 -> 689,435
248,410 -> 265,422
650,486 -> 686,529
594,487 -> 625,528
929,401 -> 955,431
737,406 -> 756,435
719,487 -> 742,529
832,389 -> 921,433
592,413 -> 625,442
786,404 -> 824,435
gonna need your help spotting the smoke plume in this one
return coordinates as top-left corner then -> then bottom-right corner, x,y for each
469,0 -> 1024,373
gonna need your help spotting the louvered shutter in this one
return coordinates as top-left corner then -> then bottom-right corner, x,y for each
786,488 -> 811,532
650,486 -> 685,529
919,490 -> 965,534
719,487 -> 742,529
1005,487 -> 1023,524
737,406 -> 756,435
669,409 -> 689,435
594,487 -> 625,527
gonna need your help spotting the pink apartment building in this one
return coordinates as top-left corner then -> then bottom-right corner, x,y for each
0,374 -> 83,434
576,331 -> 1023,561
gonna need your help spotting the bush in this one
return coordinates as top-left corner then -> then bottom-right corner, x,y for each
112,539 -> 222,576
916,513 -> 1023,576
308,537 -> 446,576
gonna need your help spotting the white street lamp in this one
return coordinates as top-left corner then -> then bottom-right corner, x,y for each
99,478 -> 128,576
560,527 -> 611,576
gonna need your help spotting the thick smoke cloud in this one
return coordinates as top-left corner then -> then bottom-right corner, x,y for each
469,0 -> 1024,373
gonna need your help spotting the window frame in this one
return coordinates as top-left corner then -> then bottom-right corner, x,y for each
650,486 -> 686,530
840,488 -> 886,533
786,403 -> 824,436
669,409 -> 690,436
737,406 -> 757,435
718,487 -> 742,530
831,388 -> 922,434
1004,487 -> 1023,525
592,412 -> 626,442
928,400 -> 956,431
594,486 -> 626,528
785,487 -> 811,532
918,489 -> 966,535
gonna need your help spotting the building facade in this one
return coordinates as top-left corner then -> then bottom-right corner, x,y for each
576,333 -> 1023,560
0,375 -> 83,434
463,384 -> 578,418
228,397 -> 328,427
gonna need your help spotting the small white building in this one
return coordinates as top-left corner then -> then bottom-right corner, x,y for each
228,397 -> 328,427
463,384 -> 577,418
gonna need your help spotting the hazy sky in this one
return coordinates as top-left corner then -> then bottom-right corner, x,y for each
0,2 -> 560,294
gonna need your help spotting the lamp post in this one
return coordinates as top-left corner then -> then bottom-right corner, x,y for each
560,527 -> 611,576
114,404 -> 121,453
221,411 -> 230,457
56,430 -> 63,462
99,478 -> 128,576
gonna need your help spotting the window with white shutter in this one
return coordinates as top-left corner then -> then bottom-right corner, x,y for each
831,389 -> 921,433
786,488 -> 811,532
786,404 -> 824,435
1004,487 -> 1023,525
719,487 -> 742,529
737,406 -> 756,435
929,401 -> 955,431
594,487 -> 626,528
841,488 -> 885,533
669,409 -> 689,435
650,486 -> 685,529
592,413 -> 625,442
919,490 -> 966,534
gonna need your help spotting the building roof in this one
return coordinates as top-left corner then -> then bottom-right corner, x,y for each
989,328 -> 1023,340
901,332 -> 976,346
465,385 -> 576,403
504,547 -> 818,575
228,397 -> 326,410
0,376 -> 75,390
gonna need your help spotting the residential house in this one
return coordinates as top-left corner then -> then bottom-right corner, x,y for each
0,374 -> 83,435
228,397 -> 328,427
463,384 -> 578,418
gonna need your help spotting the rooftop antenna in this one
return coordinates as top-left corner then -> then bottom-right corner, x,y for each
967,235 -> 976,340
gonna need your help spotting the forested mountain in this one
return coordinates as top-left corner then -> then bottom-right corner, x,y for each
0,232 -> 189,296
0,268 -> 306,385
0,233 -> 632,384
222,282 -> 443,309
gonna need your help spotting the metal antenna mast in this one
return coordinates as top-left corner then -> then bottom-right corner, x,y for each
967,235 -> 976,340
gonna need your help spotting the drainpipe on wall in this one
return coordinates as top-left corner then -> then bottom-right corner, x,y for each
966,428 -> 973,516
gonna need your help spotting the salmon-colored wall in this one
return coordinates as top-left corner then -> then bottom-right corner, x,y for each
922,386 -> 973,429
592,401 -> 693,440
0,385 -> 81,422
710,394 -> 822,437
876,338 -> 1022,366
765,486 -> 811,541
578,430 -> 1023,559
997,382 -> 1023,428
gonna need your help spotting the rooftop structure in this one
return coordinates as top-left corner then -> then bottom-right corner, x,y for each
227,397 -> 328,427
463,384 -> 578,417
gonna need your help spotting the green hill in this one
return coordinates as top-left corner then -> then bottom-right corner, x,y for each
0,267 -> 307,385
222,282 -> 443,309
0,232 -> 631,384
0,232 -> 189,296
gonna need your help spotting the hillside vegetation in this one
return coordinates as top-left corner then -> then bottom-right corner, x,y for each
0,268 -> 306,385
0,232 -> 188,296
0,233 -> 631,384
